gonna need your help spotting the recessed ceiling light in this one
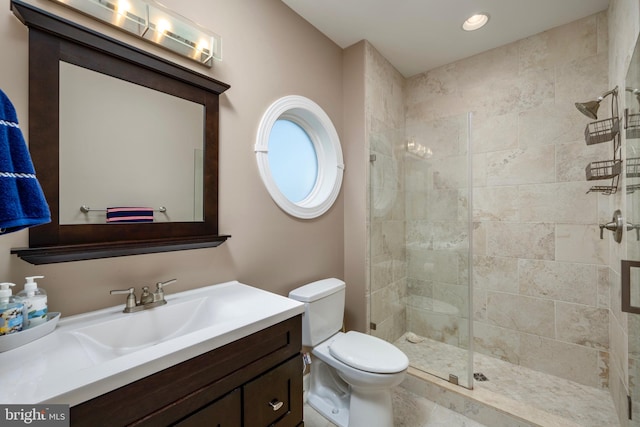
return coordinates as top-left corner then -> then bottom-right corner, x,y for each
462,13 -> 489,31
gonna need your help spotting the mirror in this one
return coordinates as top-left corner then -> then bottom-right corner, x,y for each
10,1 -> 230,264
59,62 -> 205,225
631,265 -> 640,308
625,32 -> 640,425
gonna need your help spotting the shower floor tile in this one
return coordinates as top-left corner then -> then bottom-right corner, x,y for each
395,333 -> 619,427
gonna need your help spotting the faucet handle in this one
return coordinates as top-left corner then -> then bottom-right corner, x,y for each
110,287 -> 135,295
154,279 -> 176,303
110,287 -> 137,310
155,279 -> 177,291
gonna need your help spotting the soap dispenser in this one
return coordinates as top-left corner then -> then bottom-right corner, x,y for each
0,283 -> 24,336
17,276 -> 47,328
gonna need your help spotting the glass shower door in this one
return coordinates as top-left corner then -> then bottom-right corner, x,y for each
369,113 -> 473,388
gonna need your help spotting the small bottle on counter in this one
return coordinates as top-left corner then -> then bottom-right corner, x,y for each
0,283 -> 24,336
17,276 -> 47,329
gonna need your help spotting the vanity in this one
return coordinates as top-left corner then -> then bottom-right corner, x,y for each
0,281 -> 305,427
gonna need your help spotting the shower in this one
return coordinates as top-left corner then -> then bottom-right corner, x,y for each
364,17 -> 617,422
367,108 -> 618,426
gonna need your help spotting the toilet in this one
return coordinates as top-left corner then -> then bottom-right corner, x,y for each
289,278 -> 408,427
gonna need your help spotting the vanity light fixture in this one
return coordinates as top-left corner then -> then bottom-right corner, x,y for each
48,0 -> 221,67
462,13 -> 489,31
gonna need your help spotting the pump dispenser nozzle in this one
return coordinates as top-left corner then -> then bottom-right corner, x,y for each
24,276 -> 44,295
0,282 -> 16,299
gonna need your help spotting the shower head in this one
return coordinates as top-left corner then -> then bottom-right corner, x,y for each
574,86 -> 618,120
574,100 -> 600,120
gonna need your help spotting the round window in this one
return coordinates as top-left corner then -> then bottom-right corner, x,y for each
268,119 -> 318,203
255,96 -> 344,219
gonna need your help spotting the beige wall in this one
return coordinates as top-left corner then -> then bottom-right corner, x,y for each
0,0 -> 345,316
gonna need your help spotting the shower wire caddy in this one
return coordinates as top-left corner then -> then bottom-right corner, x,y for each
584,117 -> 620,145
626,157 -> 640,194
584,87 -> 621,195
627,157 -> 640,178
626,109 -> 640,139
624,99 -> 640,193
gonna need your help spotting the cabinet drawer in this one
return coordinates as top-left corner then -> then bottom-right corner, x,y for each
243,356 -> 302,427
174,388 -> 241,427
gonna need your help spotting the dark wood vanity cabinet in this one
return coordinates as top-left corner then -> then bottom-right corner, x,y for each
70,316 -> 303,427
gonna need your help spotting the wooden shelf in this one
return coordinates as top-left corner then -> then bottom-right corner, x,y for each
12,235 -> 230,264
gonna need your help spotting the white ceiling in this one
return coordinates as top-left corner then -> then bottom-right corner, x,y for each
281,0 -> 610,77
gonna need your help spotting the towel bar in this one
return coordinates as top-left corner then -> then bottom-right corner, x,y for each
80,205 -> 167,213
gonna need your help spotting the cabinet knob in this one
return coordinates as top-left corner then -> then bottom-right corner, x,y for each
269,399 -> 283,411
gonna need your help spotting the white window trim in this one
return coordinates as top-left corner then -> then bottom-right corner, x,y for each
255,95 -> 344,219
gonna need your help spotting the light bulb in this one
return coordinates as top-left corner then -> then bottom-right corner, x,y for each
462,13 -> 489,31
156,18 -> 171,34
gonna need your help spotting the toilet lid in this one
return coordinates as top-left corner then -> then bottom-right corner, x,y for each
329,331 -> 409,374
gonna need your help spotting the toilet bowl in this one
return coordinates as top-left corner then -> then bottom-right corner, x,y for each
289,279 -> 409,427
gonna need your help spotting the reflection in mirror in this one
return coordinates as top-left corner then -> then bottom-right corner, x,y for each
631,266 -> 640,308
59,62 -> 205,225
627,36 -> 640,259
626,33 -> 640,426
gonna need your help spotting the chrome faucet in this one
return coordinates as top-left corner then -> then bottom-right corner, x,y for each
110,279 -> 177,313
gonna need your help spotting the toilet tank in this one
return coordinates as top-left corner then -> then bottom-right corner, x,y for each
288,278 -> 345,346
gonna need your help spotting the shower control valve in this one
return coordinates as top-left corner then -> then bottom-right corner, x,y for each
599,209 -> 624,243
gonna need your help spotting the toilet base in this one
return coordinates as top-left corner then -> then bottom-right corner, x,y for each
348,386 -> 394,427
308,358 -> 350,427
307,386 -> 395,427
308,392 -> 349,427
308,358 -> 395,427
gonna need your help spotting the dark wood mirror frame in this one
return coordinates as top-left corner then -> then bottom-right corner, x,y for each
10,0 -> 230,264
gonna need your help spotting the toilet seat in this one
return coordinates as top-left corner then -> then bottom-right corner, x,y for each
329,331 -> 409,374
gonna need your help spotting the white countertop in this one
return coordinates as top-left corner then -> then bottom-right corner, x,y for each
0,281 -> 304,406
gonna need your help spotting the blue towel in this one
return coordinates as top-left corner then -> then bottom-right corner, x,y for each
0,89 -> 50,234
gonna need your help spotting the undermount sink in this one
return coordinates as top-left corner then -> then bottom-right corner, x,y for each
0,280 -> 304,405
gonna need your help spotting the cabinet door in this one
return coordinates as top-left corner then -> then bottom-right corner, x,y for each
243,356 -> 303,427
173,388 -> 241,427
